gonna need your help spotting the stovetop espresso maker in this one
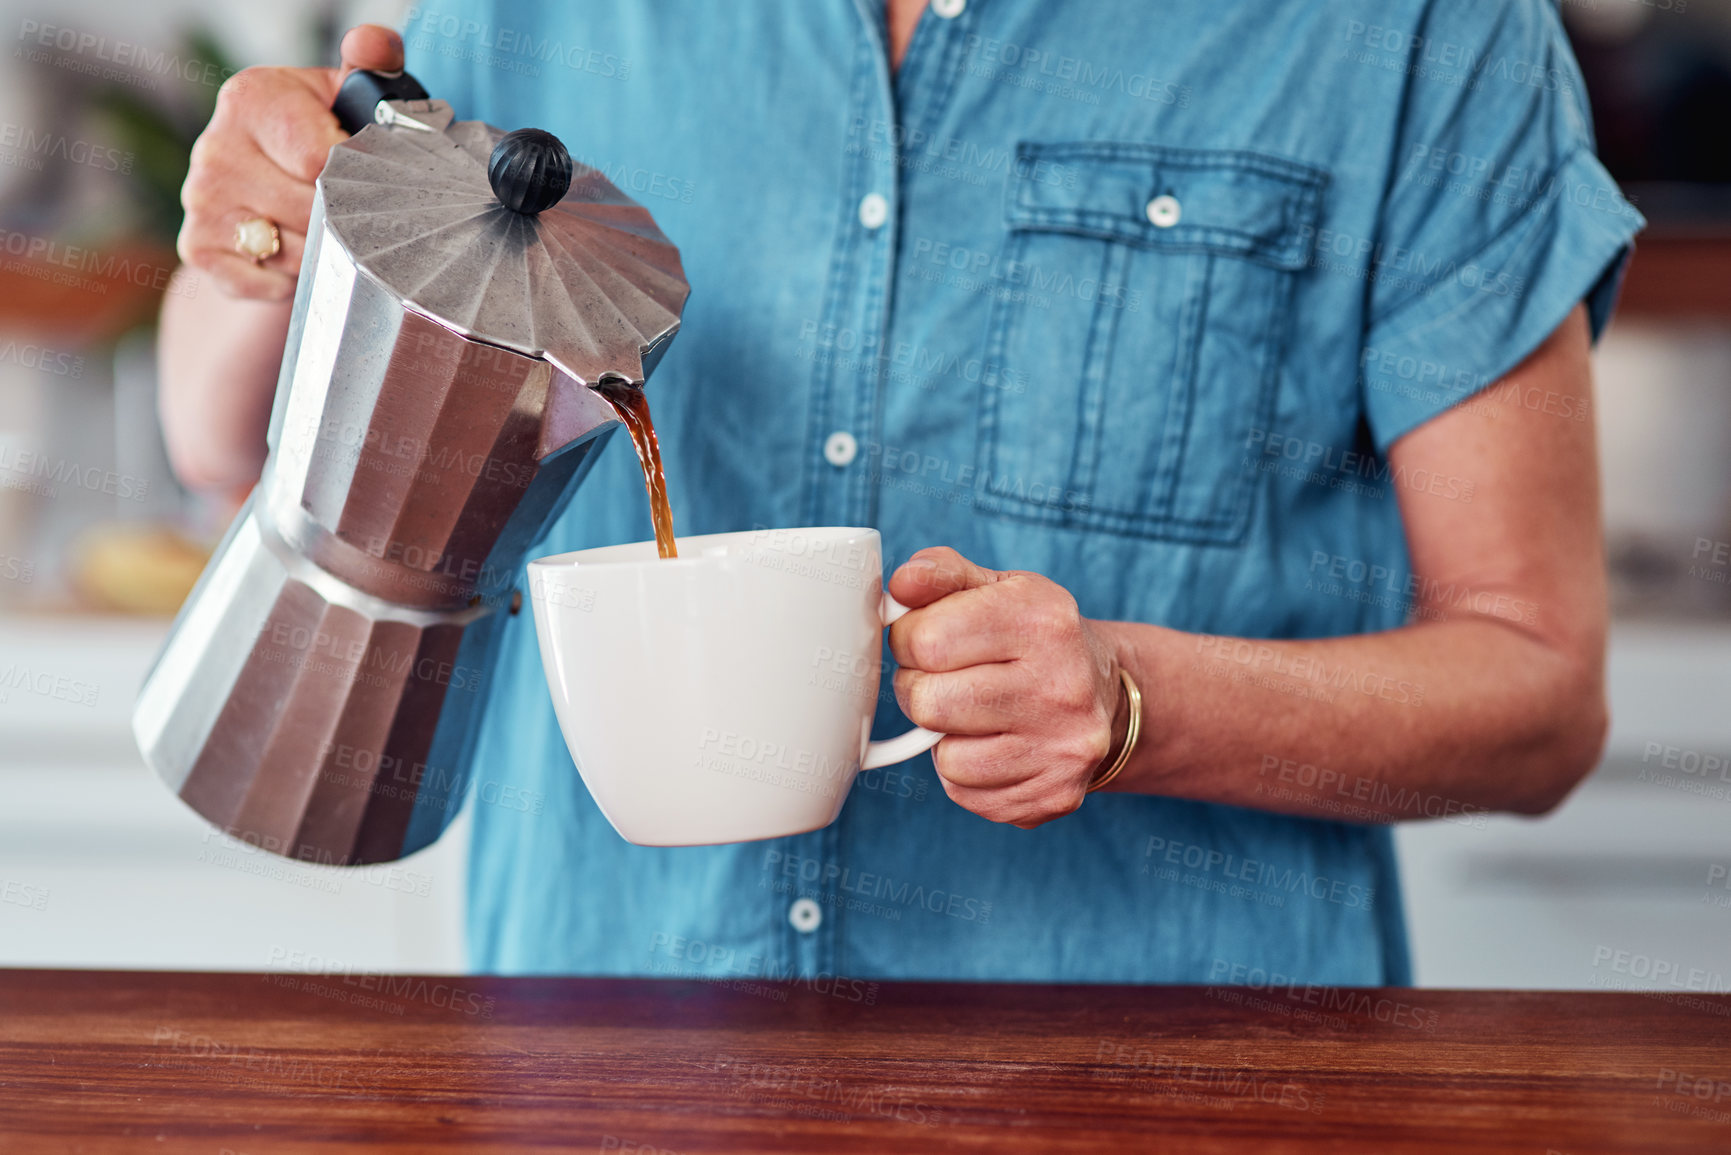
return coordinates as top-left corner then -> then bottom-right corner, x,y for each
132,68 -> 689,865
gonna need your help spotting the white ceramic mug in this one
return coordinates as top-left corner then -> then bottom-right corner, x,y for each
527,527 -> 944,845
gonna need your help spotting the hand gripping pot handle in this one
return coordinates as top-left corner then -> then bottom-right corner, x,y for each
864,594 -> 945,770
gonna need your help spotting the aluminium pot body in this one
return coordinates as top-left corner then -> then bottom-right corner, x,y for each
133,200 -> 628,865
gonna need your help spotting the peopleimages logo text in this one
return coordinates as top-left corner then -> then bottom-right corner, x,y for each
15,20 -> 238,87
1143,835 -> 1375,910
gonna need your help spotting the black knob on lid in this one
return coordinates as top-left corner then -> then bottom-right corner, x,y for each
488,129 -> 574,215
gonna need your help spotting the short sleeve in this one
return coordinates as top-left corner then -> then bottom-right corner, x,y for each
1358,0 -> 1644,454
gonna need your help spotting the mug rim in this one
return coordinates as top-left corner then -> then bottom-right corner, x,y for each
527,525 -> 882,572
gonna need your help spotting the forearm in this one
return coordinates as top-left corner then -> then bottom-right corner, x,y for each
1098,613 -> 1607,821
157,267 -> 292,494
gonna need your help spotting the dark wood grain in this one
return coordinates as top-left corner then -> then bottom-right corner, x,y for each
1,970 -> 1728,1154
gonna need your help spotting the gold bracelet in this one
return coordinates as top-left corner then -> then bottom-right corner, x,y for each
1087,668 -> 1141,793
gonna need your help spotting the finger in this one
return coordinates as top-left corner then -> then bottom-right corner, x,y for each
180,205 -> 307,275
930,732 -> 1040,791
216,69 -> 348,184
339,24 -> 405,74
250,97 -> 346,185
185,136 -> 319,234
895,666 -> 1029,736
232,223 -> 306,276
888,573 -> 1049,671
935,750 -> 1086,827
284,25 -> 406,109
887,546 -> 1002,609
262,225 -> 307,274
180,248 -> 298,302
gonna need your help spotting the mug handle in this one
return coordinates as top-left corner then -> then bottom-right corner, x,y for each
862,593 -> 946,770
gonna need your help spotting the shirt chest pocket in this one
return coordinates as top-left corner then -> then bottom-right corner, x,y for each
976,142 -> 1326,544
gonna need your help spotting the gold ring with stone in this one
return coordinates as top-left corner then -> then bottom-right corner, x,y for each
234,217 -> 281,265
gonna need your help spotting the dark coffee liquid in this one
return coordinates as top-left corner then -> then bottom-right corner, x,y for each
597,383 -> 677,559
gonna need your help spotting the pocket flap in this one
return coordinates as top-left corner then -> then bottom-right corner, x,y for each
1007,142 -> 1327,271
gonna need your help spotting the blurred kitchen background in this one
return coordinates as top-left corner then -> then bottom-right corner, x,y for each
0,0 -> 1728,987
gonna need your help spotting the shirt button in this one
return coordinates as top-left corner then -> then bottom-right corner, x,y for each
858,192 -> 889,230
789,897 -> 823,933
823,431 -> 858,467
1146,194 -> 1182,228
932,0 -> 966,17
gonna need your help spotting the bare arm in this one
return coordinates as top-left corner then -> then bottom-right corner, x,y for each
157,26 -> 402,494
890,305 -> 1607,825
157,286 -> 292,494
1098,304 -> 1605,818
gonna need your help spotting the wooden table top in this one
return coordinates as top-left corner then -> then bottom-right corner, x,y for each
1,969 -> 1728,1154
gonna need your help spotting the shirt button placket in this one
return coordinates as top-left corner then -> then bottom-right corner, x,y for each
824,175 -> 893,529
795,17 -> 903,983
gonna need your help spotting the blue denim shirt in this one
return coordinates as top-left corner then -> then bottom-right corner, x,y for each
403,0 -> 1640,984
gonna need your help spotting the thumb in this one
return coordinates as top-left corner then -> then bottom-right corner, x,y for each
888,547 -> 1001,609
339,24 -> 405,75
308,25 -> 407,106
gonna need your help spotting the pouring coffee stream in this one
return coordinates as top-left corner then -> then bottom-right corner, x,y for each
596,382 -> 679,560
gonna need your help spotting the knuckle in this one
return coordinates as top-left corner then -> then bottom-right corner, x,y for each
1035,791 -> 1083,826
1019,803 -> 1057,828
933,742 -> 975,787
1039,595 -> 1081,637
185,131 -> 214,170
891,668 -> 911,708
178,239 -> 223,280
902,559 -> 946,599
215,69 -> 255,109
905,621 -> 949,671
289,139 -> 331,182
181,152 -> 238,215
1073,732 -> 1111,774
179,171 -> 216,216
218,66 -> 276,108
904,675 -> 939,726
927,687 -> 961,730
1011,592 -> 1074,647
1085,725 -> 1112,768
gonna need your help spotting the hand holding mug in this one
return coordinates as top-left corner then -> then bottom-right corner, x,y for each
888,547 -> 1126,829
